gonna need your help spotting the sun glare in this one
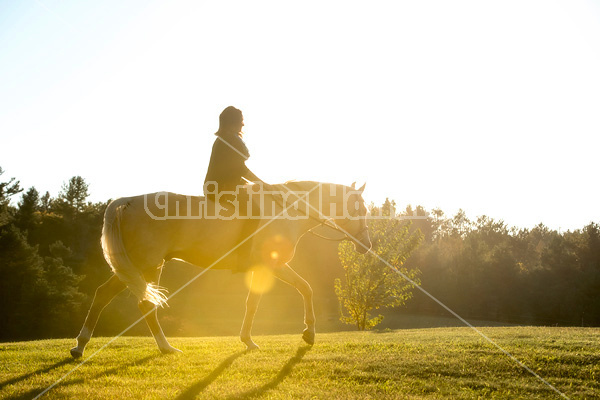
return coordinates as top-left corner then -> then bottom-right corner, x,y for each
0,0 -> 598,230
244,265 -> 276,295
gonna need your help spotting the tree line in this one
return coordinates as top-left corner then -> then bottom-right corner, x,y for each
0,168 -> 108,340
0,168 -> 598,340
335,199 -> 599,330
401,203 -> 600,327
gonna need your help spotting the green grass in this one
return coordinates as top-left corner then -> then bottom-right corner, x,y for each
1,327 -> 598,399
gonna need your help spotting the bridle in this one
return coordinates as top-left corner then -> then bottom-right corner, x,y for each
308,216 -> 369,242
306,211 -> 369,243
256,183 -> 369,243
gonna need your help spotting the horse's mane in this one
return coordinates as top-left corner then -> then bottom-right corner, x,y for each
274,180 -> 348,191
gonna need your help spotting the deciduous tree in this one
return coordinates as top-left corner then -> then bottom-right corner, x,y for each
335,199 -> 422,330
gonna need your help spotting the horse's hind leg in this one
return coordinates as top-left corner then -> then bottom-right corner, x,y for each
138,267 -> 181,354
71,274 -> 126,358
240,271 -> 263,350
273,263 -> 315,345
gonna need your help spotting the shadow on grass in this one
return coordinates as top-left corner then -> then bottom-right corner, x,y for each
226,345 -> 312,400
0,358 -> 74,390
175,350 -> 247,400
4,354 -> 159,400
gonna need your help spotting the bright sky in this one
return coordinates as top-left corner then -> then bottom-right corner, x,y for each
1,0 -> 599,231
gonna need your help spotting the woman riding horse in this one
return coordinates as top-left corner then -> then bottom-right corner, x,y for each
204,106 -> 268,273
69,108 -> 371,358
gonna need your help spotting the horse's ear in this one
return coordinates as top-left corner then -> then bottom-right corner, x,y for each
351,182 -> 356,189
358,183 -> 366,193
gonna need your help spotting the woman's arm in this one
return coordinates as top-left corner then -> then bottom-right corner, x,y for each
242,166 -> 262,183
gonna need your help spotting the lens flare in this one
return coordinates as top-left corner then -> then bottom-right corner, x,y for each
244,265 -> 275,294
261,235 -> 294,265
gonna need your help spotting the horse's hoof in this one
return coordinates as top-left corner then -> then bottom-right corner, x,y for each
245,342 -> 260,351
241,337 -> 260,351
302,328 -> 315,345
70,347 -> 83,359
160,346 -> 182,355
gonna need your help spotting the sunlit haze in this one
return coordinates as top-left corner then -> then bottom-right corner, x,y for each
1,0 -> 599,230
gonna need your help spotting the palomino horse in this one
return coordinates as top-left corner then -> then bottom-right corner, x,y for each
70,181 -> 371,358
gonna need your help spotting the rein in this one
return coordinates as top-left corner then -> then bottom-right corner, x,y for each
308,219 -> 351,242
263,185 -> 363,242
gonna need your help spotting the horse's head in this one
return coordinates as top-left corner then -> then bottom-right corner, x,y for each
337,182 -> 372,254
280,180 -> 372,254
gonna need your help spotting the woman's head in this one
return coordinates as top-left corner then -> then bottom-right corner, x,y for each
216,106 -> 244,136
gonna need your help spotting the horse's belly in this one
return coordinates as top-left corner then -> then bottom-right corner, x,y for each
169,242 -> 241,270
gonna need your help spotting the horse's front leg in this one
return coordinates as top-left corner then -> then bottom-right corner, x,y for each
273,263 -> 315,345
139,267 -> 181,354
240,271 -> 262,350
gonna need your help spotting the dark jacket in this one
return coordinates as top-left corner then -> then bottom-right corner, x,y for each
204,132 -> 258,194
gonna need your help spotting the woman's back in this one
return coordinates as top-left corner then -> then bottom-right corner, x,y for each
204,131 -> 250,193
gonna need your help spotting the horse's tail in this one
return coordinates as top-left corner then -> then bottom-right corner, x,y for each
101,198 -> 168,307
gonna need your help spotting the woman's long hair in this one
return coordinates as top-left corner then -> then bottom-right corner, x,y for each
215,106 -> 243,137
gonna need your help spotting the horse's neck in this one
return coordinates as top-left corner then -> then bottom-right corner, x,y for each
309,181 -> 345,220
273,181 -> 349,222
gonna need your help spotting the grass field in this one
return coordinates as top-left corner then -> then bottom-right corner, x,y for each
1,327 -> 598,399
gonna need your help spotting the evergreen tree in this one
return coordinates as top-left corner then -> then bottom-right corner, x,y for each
15,187 -> 40,233
0,167 -> 22,227
56,176 -> 90,214
0,225 -> 84,339
40,191 -> 53,214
